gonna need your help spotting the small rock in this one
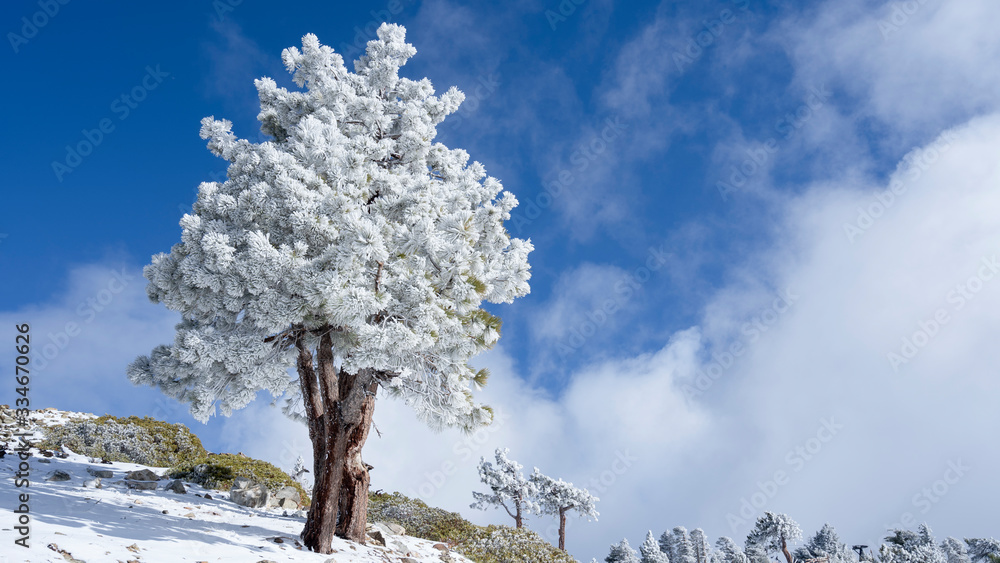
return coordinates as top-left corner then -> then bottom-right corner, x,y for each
83,478 -> 101,489
87,467 -> 114,478
278,497 -> 297,510
165,480 -> 187,494
46,470 -> 71,481
385,522 -> 406,535
162,510 -> 168,514
37,457 -> 51,463
432,543 -> 449,551
184,512 -> 195,518
204,493 -> 213,500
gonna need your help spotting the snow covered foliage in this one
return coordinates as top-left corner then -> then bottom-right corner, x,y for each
745,512 -> 801,563
717,537 -> 749,563
940,538 -> 972,563
641,530 -> 671,563
880,525 -> 946,563
664,526 -> 698,563
795,523 -> 851,563
531,467 -> 599,520
471,448 -> 539,528
127,23 -> 532,431
38,415 -> 206,467
965,539 -> 1000,563
607,538 -> 641,563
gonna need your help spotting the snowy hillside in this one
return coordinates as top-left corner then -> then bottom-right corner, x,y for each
0,408 -> 471,563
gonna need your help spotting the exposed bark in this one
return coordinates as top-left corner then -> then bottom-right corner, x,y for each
297,329 -> 378,552
297,337 -> 337,554
558,506 -> 567,551
514,498 -> 523,528
334,367 -> 377,540
782,537 -> 795,563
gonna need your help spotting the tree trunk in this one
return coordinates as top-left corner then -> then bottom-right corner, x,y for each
782,537 -> 794,563
297,331 -> 377,553
558,506 -> 567,551
334,367 -> 377,541
514,499 -> 523,528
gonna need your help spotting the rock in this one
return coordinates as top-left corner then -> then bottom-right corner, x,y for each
87,467 -> 114,479
126,469 -> 160,481
432,543 -> 449,551
401,558 -> 420,563
37,457 -> 51,463
278,497 -> 297,510
46,470 -> 71,481
165,480 -> 186,494
126,480 -> 158,491
368,528 -> 387,546
390,539 -> 410,553
83,478 -> 101,489
385,522 -> 406,536
294,509 -> 308,518
232,476 -> 253,489
274,485 -> 300,503
231,484 -> 270,508
204,493 -> 212,500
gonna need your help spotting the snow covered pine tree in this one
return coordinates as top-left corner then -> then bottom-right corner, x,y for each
531,467 -> 599,551
745,512 -> 802,563
127,24 -> 532,554
471,448 -> 539,529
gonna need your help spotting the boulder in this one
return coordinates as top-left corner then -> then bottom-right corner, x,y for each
126,479 -> 158,490
274,486 -> 300,504
125,469 -> 160,481
46,470 -> 71,481
232,476 -> 253,489
87,467 -> 114,479
384,522 -> 406,536
165,480 -> 187,494
83,478 -> 101,489
231,484 -> 270,508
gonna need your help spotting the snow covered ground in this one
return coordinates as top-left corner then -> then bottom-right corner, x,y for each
0,408 -> 470,563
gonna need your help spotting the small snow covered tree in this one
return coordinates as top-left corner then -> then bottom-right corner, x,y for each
717,536 -> 749,563
471,448 -> 538,528
127,24 -> 531,554
641,530 -> 671,563
965,539 -> 1000,563
530,467 -> 599,551
745,512 -> 802,563
692,528 -> 712,563
607,538 -> 641,563
292,455 -> 310,488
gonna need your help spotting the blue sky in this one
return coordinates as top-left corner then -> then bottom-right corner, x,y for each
3,0 -> 1000,560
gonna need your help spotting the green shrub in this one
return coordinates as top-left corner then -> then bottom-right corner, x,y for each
169,453 -> 310,505
38,415 -> 207,467
367,491 -> 577,563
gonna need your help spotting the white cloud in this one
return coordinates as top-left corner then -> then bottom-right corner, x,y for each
780,0 -> 1000,149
